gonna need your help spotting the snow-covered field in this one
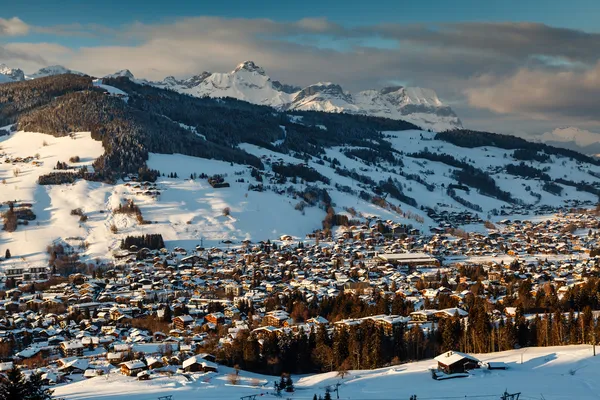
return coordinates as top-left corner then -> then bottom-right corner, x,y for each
53,345 -> 600,399
0,130 -> 106,267
2,128 -> 600,270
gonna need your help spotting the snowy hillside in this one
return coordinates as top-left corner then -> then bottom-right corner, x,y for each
3,123 -> 600,271
52,345 -> 600,399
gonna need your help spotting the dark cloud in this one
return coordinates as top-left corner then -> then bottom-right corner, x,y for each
361,22 -> 600,65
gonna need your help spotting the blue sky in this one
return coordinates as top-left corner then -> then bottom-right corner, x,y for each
5,0 -> 600,44
2,0 -> 600,136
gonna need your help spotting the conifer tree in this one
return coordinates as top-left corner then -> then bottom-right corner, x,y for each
24,372 -> 53,400
0,366 -> 27,400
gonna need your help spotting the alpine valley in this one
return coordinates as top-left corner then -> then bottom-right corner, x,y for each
0,65 -> 599,269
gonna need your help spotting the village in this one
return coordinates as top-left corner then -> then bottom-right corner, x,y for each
0,204 -> 600,391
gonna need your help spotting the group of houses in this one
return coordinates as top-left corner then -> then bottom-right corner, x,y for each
0,207 -> 598,383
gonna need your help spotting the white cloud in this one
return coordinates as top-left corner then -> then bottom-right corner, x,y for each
465,61 -> 600,122
540,127 -> 600,147
3,16 -> 600,135
0,17 -> 29,36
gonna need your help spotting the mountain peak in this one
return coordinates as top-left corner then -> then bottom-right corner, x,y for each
234,61 -> 266,75
0,63 -> 25,82
105,69 -> 135,79
379,86 -> 404,95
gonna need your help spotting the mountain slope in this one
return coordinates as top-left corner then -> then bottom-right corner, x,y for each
26,65 -> 84,79
1,61 -> 461,131
148,61 -> 462,131
2,74 -> 600,270
0,64 -> 25,82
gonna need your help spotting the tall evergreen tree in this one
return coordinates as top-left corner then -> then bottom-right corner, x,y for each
0,366 -> 27,400
24,372 -> 53,400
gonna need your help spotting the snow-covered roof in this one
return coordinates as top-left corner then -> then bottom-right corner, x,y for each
434,351 -> 479,366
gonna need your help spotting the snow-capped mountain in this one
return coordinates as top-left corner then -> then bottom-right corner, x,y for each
0,64 -> 25,82
3,60 -> 460,130
103,69 -> 136,79
0,64 -> 83,82
26,65 -> 84,79
150,61 -> 462,131
161,61 -> 296,107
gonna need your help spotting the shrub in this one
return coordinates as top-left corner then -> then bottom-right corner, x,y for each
227,373 -> 240,385
69,155 -> 80,163
223,207 -> 231,216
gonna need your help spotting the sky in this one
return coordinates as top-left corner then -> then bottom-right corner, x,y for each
1,0 -> 600,141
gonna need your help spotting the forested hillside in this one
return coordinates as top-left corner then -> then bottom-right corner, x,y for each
3,74 -> 420,179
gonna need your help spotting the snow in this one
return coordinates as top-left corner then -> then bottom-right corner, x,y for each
149,61 -> 460,132
3,127 -> 600,270
0,130 -> 105,269
53,345 -> 600,399
178,64 -> 294,107
93,79 -> 128,96
25,65 -> 83,79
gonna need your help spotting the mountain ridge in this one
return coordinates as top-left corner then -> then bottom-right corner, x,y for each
0,61 -> 461,132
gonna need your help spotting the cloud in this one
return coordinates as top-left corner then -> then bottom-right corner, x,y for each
465,61 -> 600,121
0,17 -> 29,36
363,22 -> 600,65
1,42 -> 73,71
3,16 -> 600,135
540,127 -> 600,147
33,23 -> 117,38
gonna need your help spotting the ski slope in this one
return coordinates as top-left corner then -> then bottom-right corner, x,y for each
53,345 -> 600,400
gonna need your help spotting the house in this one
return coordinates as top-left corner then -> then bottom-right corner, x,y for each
60,340 -> 84,357
182,355 -> 219,373
434,351 -> 480,375
145,356 -> 164,369
263,310 -> 290,327
173,315 -> 194,330
58,358 -> 89,375
120,360 -> 147,376
205,312 -> 225,325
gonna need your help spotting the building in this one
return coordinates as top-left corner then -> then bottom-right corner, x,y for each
182,355 -> 218,373
263,310 -> 290,327
60,340 -> 84,357
120,360 -> 147,376
173,315 -> 194,330
434,351 -> 480,375
377,252 -> 440,267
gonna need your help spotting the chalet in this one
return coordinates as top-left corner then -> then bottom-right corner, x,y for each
434,351 -> 480,375
263,310 -> 290,327
182,355 -> 219,373
174,315 -> 194,330
60,340 -> 84,357
205,312 -> 225,325
145,356 -> 164,369
58,359 -> 89,375
120,360 -> 147,376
